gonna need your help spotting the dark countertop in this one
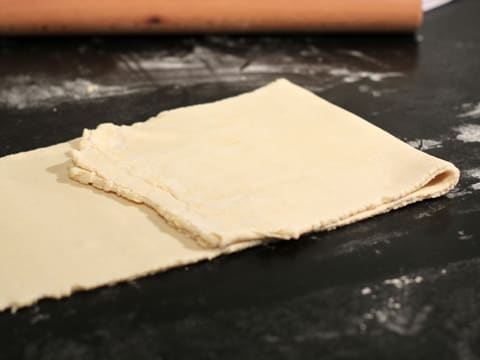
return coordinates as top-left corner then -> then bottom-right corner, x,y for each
1,1 -> 479,359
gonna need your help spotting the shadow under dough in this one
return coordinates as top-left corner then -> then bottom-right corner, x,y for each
45,144 -> 203,252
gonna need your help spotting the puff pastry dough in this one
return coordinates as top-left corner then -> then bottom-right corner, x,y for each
0,79 -> 459,311
71,79 -> 459,248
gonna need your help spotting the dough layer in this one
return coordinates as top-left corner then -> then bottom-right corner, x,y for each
0,79 -> 459,312
71,79 -> 459,248
0,142 -> 257,312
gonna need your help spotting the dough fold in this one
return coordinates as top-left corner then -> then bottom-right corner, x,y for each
0,142 -> 257,312
0,79 -> 459,312
70,79 -> 460,249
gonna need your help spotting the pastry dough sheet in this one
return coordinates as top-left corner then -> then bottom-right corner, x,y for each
0,142 -> 256,312
0,79 -> 459,312
71,79 -> 459,248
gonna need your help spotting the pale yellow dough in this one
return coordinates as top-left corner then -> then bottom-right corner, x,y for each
71,79 -> 459,248
0,79 -> 459,312
0,141 -> 257,312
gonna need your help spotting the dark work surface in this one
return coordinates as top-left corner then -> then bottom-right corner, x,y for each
1,1 -> 480,359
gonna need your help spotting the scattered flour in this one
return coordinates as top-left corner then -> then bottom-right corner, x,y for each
459,168 -> 480,193
357,84 -> 395,98
361,302 -> 432,336
414,203 -> 446,219
467,169 -> 480,190
343,50 -> 385,67
379,305 -> 432,336
0,76 -> 139,109
387,297 -> 402,310
132,46 -> 401,86
361,287 -> 372,295
130,46 -> 243,71
384,275 -> 423,289
465,168 -> 480,179
454,124 -> 480,143
446,188 -> 472,199
356,270 -> 440,336
447,168 -> 480,194
458,102 -> 480,119
133,55 -> 204,70
30,313 -> 50,325
0,45 -> 405,109
406,138 -> 443,150
328,68 -> 402,83
457,230 -> 473,241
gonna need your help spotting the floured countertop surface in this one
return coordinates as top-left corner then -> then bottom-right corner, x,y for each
0,0 -> 479,358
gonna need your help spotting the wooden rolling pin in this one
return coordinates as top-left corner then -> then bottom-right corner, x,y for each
0,0 -> 423,34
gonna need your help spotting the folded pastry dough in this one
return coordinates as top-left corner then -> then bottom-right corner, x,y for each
0,79 -> 459,312
0,142 -> 258,312
70,79 -> 459,249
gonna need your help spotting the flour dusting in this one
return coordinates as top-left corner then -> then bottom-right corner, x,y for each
1,44 -> 405,109
358,280 -> 432,336
384,275 -> 423,289
454,124 -> 480,143
414,203 -> 446,219
120,45 -> 404,96
342,50 -> 386,67
464,168 -> 480,191
465,168 -> 480,179
329,68 -> 402,82
0,76 -> 140,109
446,168 -> 480,198
371,305 -> 432,336
129,46 -> 243,71
446,188 -> 472,199
361,287 -> 372,295
329,68 -> 402,83
458,102 -> 480,118
357,85 -> 396,98
457,230 -> 473,241
406,139 -> 443,150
